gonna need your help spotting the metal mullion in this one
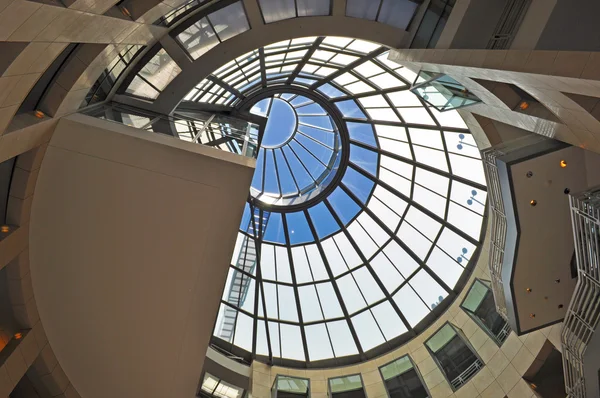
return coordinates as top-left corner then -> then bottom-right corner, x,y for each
281,214 -> 311,362
343,117 -> 470,134
297,129 -> 334,150
257,148 -> 267,194
351,138 -> 487,192
330,86 -> 412,103
279,149 -> 301,195
303,212 -> 366,358
254,208 -> 274,362
286,37 -> 325,85
322,199 -> 414,332
259,48 -> 267,88
271,150 -> 284,198
337,182 -> 454,296
207,75 -> 246,100
348,155 -> 479,247
287,145 -> 318,184
292,138 -> 329,169
310,47 -> 387,90
297,122 -> 334,133
136,73 -> 162,94
374,0 -> 385,21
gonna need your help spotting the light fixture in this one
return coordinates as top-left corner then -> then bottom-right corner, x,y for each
526,171 -> 533,178
120,6 -> 131,17
555,279 -> 561,284
564,188 -> 570,194
530,313 -> 535,318
0,226 -> 9,233
558,304 -> 564,309
560,160 -> 567,168
14,332 -> 22,340
518,101 -> 530,110
34,110 -> 44,119
530,200 -> 537,206
526,288 -> 532,293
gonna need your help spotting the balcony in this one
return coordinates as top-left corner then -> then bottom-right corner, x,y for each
481,135 -> 597,335
562,187 -> 600,398
83,102 -> 260,159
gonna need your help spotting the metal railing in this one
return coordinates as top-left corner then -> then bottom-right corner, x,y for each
82,103 -> 259,158
450,359 -> 483,390
562,187 -> 600,398
482,147 -> 509,320
482,135 -> 547,321
495,321 -> 512,345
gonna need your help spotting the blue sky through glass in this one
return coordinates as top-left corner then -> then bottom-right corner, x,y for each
250,93 -> 342,207
261,98 -> 296,147
202,37 -> 488,365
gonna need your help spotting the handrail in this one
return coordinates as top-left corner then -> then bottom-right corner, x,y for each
450,359 -> 483,390
481,147 -> 509,321
562,187 -> 600,398
82,103 -> 259,158
481,135 -> 547,321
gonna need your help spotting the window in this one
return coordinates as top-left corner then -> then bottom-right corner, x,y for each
346,0 -> 419,30
125,48 -> 182,100
329,375 -> 365,398
199,372 -> 245,398
380,356 -> 429,398
461,279 -> 511,345
411,0 -> 455,49
154,0 -> 213,26
425,323 -> 482,390
195,37 -> 488,365
273,375 -> 310,398
410,71 -> 481,112
258,0 -> 331,24
81,45 -> 144,108
175,1 -> 250,60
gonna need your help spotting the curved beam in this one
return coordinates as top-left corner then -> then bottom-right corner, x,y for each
152,15 -> 409,113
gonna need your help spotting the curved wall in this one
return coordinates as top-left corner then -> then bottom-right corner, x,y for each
249,229 -> 563,398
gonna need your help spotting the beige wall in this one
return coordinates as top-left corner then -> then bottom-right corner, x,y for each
29,114 -> 254,398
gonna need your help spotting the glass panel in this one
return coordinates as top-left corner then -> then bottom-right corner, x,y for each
176,18 -> 219,60
280,324 -> 305,360
380,356 -> 414,380
277,376 -> 310,394
259,0 -> 296,23
351,310 -> 385,351
330,375 -> 363,393
377,0 -> 419,30
297,0 -> 330,16
305,323 -> 334,360
208,2 -> 249,42
328,320 -> 358,356
346,0 -> 380,20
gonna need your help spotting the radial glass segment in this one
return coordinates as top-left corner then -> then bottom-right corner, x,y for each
180,36 -> 488,367
250,93 -> 342,206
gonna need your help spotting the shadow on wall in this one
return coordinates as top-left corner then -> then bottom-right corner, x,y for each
523,340 -> 566,398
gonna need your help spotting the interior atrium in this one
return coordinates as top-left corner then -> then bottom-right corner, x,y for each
0,0 -> 599,398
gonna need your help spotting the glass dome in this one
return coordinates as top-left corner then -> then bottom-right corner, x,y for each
183,37 -> 488,367
249,92 -> 343,207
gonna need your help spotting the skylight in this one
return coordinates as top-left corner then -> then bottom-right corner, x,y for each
181,37 -> 488,366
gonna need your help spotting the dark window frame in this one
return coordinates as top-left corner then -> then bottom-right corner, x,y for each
460,278 -> 511,347
424,322 -> 483,391
197,370 -> 247,398
272,374 -> 311,398
378,355 -> 430,398
328,374 -> 367,398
